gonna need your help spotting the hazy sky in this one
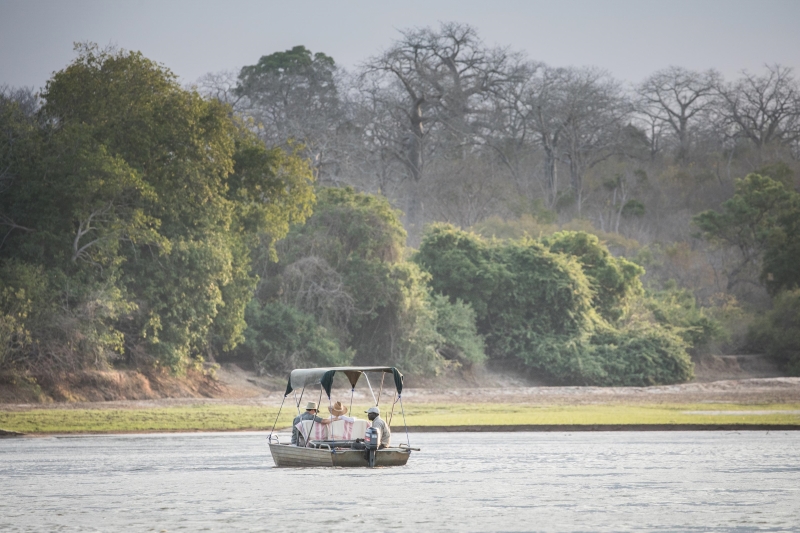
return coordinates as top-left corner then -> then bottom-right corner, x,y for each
2,0 -> 800,91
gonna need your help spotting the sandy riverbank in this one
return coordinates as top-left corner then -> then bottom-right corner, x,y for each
1,355 -> 797,411
2,378 -> 800,413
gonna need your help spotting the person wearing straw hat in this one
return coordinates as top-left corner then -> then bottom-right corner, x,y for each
328,401 -> 353,421
291,401 -> 332,446
366,406 -> 391,449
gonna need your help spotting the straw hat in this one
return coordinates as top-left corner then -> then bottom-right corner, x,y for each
304,401 -> 319,411
328,401 -> 348,416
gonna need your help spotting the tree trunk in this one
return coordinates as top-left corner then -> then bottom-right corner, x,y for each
569,155 -> 581,216
403,96 -> 426,246
543,145 -> 558,207
405,178 -> 423,247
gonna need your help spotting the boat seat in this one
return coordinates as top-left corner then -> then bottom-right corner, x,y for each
299,419 -> 330,441
329,419 -> 369,440
299,418 -> 370,441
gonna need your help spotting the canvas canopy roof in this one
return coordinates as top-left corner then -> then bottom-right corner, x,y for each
284,366 -> 403,398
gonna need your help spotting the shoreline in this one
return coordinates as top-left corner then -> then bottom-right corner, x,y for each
4,378 -> 800,435
3,423 -> 800,438
400,423 -> 800,432
5,377 -> 800,410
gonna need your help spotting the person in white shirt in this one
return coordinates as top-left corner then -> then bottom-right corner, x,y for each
365,406 -> 390,449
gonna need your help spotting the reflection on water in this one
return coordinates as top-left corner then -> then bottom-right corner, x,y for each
1,431 -> 798,532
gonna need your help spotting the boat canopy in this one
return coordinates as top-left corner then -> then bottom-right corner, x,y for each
284,366 -> 403,398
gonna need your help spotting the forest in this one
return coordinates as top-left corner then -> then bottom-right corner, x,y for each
2,22 -> 800,392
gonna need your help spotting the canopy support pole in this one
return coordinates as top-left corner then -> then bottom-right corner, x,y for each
388,391 -> 397,426
305,386 -> 325,448
363,373 -> 377,405
376,373 -> 385,406
349,387 -> 354,416
295,387 -> 305,415
399,395 -> 410,447
268,395 -> 287,441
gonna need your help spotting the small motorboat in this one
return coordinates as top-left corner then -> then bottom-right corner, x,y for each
267,366 -> 418,468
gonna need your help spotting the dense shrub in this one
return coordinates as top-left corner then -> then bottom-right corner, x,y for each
248,189 -> 483,374
542,231 -> 643,322
415,224 -> 597,344
415,223 -> 694,385
411,223 -> 500,322
239,300 -> 352,375
0,259 -> 134,375
747,289 -> 800,375
429,294 -> 485,367
588,325 -> 693,386
644,284 -> 722,350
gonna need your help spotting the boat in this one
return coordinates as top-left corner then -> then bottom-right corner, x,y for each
267,366 -> 418,468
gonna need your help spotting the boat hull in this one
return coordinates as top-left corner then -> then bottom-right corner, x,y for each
269,443 -> 411,468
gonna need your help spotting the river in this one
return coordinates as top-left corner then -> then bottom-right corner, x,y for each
1,431 -> 798,532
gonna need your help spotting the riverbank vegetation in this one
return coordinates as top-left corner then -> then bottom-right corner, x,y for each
2,22 -> 800,400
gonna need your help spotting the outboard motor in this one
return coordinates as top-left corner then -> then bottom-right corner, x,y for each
365,427 -> 381,467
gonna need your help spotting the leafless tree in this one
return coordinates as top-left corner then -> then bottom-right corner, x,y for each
281,255 -> 357,339
522,65 -> 571,207
636,66 -> 721,161
194,70 -> 245,111
559,68 -> 631,214
478,60 -> 547,201
362,22 -> 520,240
717,65 -> 800,158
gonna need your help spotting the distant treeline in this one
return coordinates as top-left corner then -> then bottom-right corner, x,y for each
2,22 -> 800,387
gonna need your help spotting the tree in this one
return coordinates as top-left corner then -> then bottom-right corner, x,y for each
558,68 -> 630,213
0,87 -> 39,248
693,174 -> 792,292
523,65 -> 570,207
363,22 -> 519,240
760,187 -> 800,295
478,60 -> 546,202
636,66 -> 721,160
717,65 -> 800,156
234,46 -> 344,179
251,187 -> 483,373
0,44 -> 315,373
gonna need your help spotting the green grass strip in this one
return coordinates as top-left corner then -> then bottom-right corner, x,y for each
401,403 -> 800,426
1,403 -> 799,434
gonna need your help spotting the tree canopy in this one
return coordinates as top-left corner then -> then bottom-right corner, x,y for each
0,44 -> 315,374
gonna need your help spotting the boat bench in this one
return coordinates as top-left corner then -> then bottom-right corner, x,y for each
299,419 -> 369,441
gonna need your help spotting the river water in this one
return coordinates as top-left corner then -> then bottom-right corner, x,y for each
1,431 -> 798,532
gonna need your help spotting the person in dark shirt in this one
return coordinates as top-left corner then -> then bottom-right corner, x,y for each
291,401 -> 331,446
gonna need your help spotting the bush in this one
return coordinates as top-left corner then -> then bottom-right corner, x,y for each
238,300 -> 352,375
644,283 -> 722,351
414,223 -> 694,385
429,294 -> 485,367
747,289 -> 800,375
255,188 -> 472,374
543,231 -> 643,322
588,325 -> 693,386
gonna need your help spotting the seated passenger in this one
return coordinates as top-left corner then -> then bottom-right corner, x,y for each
291,401 -> 331,446
328,401 -> 351,421
366,406 -> 391,449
